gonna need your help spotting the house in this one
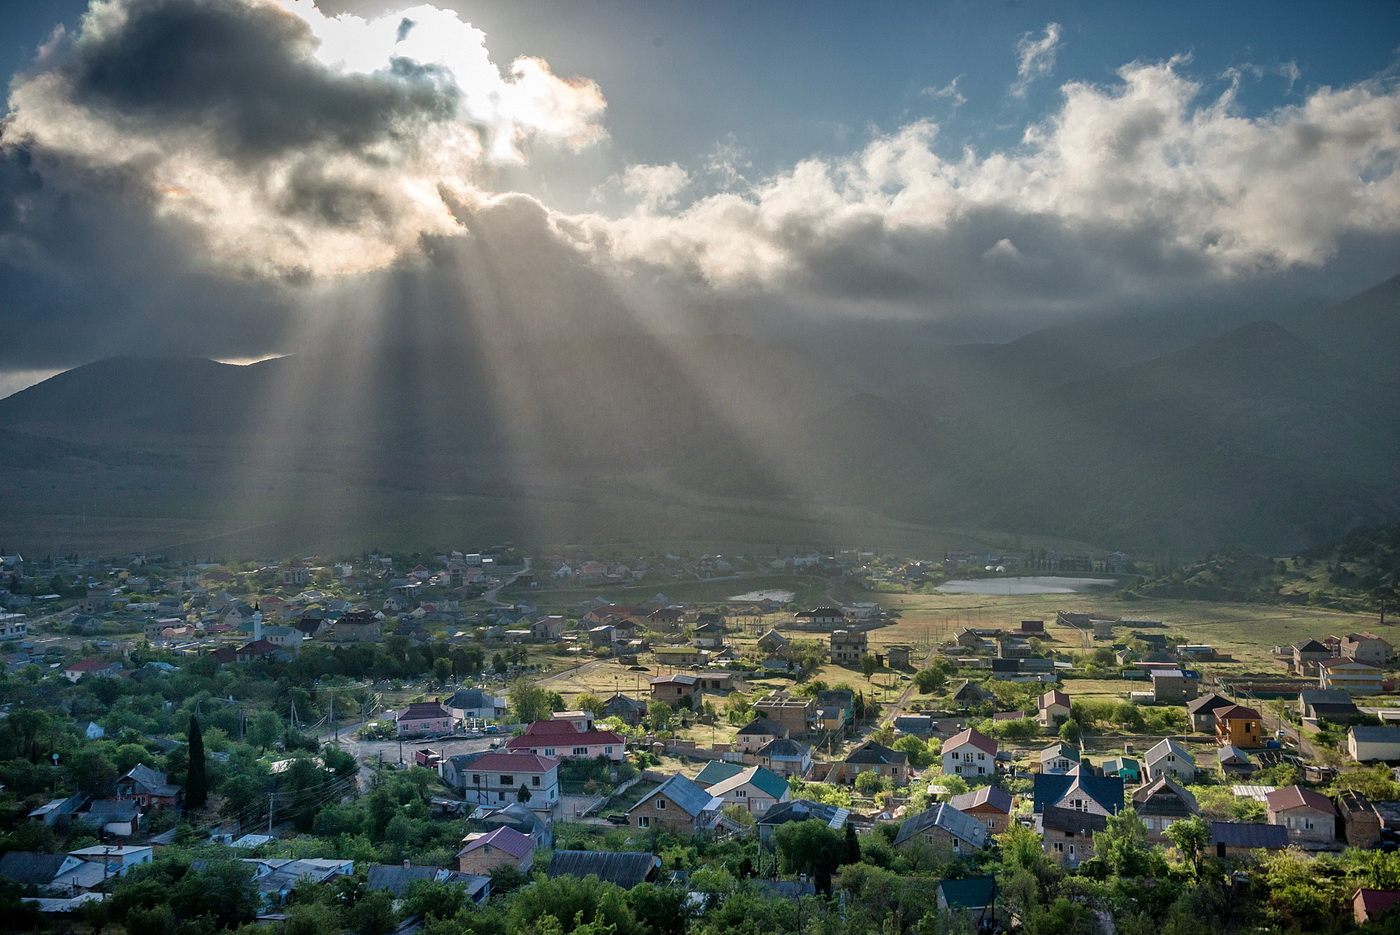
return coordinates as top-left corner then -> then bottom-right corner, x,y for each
1144,738 -> 1196,783
829,630 -> 868,665
260,626 -> 303,650
1209,822 -> 1289,859
28,794 -> 88,827
0,852 -> 86,888
455,826 -> 534,875
1353,889 -> 1400,925
893,803 -> 990,855
444,688 -> 507,722
366,864 -> 453,900
952,629 -> 987,651
1266,785 -> 1338,846
1348,726 -> 1400,762
67,845 -> 154,877
627,774 -> 722,834
396,702 -> 453,737
998,637 -> 1033,659
74,800 -> 142,837
469,802 -> 553,850
1338,789 -> 1383,849
601,693 -> 647,725
444,751 -> 560,809
705,766 -> 791,816
547,851 -> 660,889
1038,743 -> 1080,775
757,629 -> 789,654
893,715 -> 935,738
692,622 -> 725,649
1196,696 -> 1238,738
1319,657 -> 1383,694
832,740 -> 910,785
736,717 -> 788,753
942,729 -> 997,778
1342,632 -> 1393,666
247,859 -> 356,908
1215,704 -> 1265,748
1039,806 -> 1107,867
588,625 -> 617,647
694,761 -> 745,789
1299,688 -> 1359,721
757,799 -> 850,842
63,659 -> 118,682
111,764 -> 181,809
756,738 -> 812,778
1032,773 -> 1124,816
752,694 -> 815,739
1102,757 -> 1142,783
531,617 -> 565,641
1151,669 -> 1199,703
1292,639 -> 1333,676
331,611 -> 381,643
650,674 -> 700,707
947,785 -> 1015,835
1132,775 -> 1199,842
1218,745 -> 1255,776
887,645 -> 912,668
505,720 -> 624,761
950,680 -> 985,705
796,607 -> 846,626
1038,689 -> 1071,728
654,647 -> 704,667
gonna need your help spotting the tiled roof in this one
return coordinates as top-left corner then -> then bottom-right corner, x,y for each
948,785 -> 1013,815
399,701 -> 451,721
1320,656 -> 1380,670
945,728 -> 997,757
1215,704 -> 1262,722
1266,785 -> 1336,815
457,826 -> 533,860
462,752 -> 559,773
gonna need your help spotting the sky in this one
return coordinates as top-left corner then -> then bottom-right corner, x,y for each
0,0 -> 1398,396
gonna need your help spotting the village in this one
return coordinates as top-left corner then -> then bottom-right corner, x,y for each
1,546 -> 1399,933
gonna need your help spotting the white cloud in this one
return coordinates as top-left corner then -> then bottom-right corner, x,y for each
1011,23 -> 1062,98
566,58 -> 1400,321
622,163 -> 690,213
921,77 -> 966,108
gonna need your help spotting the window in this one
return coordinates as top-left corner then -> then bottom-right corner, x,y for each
985,818 -> 996,828
544,748 -> 556,756
532,776 -> 541,786
638,815 -> 650,828
471,774 -> 480,785
573,747 -> 588,756
977,752 -> 985,760
736,789 -> 747,798
963,752 -> 974,762
605,746 -> 615,755
1053,842 -> 1064,852
656,799 -> 667,810
500,775 -> 512,786
978,766 -> 985,774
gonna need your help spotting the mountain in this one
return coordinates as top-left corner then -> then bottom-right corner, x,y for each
2,279 -> 1398,556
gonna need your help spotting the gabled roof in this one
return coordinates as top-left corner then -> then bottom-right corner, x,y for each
366,864 -> 439,897
1265,785 -> 1337,815
1292,639 -> 1330,653
66,659 -> 112,672
694,761 -> 745,787
399,701 -> 451,721
119,763 -> 180,797
506,721 -> 623,747
632,774 -> 720,817
893,803 -> 989,849
737,716 -> 786,736
758,799 -> 849,830
948,785 -> 1013,815
461,752 -> 559,773
1218,745 -> 1252,764
457,826 -> 533,860
1039,742 -> 1080,763
1040,805 -> 1108,835
0,852 -> 71,885
843,740 -> 908,767
445,688 -> 500,709
1349,725 -> 1400,744
1215,704 -> 1262,722
1190,693 -> 1236,714
1132,775 -> 1199,817
944,728 -> 997,756
756,738 -> 810,759
650,674 -> 698,686
937,875 -> 996,910
1209,821 -> 1288,849
1145,738 -> 1194,765
708,766 -> 791,801
1320,656 -> 1380,670
1355,889 -> 1400,918
547,851 -> 659,888
1039,689 -> 1071,710
1032,773 -> 1124,815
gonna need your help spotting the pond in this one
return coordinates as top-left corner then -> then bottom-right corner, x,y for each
728,588 -> 796,602
935,576 -> 1119,595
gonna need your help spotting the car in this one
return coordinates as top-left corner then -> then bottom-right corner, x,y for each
899,675 -> 911,681
605,814 -> 630,825
1275,728 -> 1287,739
484,725 -> 500,734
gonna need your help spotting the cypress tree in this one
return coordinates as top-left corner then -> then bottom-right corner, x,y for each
186,714 -> 208,810
843,822 -> 861,866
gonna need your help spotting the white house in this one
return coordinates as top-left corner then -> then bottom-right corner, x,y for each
704,766 -> 792,817
942,729 -> 997,778
1144,738 -> 1196,783
1348,726 -> 1400,762
447,752 -> 560,810
1038,690 -> 1071,728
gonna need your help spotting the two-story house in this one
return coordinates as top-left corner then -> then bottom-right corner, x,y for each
628,774 -> 722,834
449,752 -> 560,810
1144,738 -> 1196,783
504,720 -> 625,761
942,729 -> 997,778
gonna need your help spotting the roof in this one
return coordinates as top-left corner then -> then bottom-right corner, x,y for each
66,659 -> 111,672
893,803 -> 990,849
505,724 -> 624,749
1209,821 -> 1289,849
948,785 -> 1013,815
843,740 -> 908,767
1039,689 -> 1071,709
756,738 -> 809,759
398,701 -> 451,721
758,799 -> 849,830
547,851 -> 658,889
460,752 -> 559,773
1355,889 -> 1400,917
938,876 -> 996,911
737,716 -> 786,736
650,674 -> 698,686
1266,785 -> 1337,815
445,688 -> 500,709
708,766 -> 790,801
1350,726 -> 1400,744
1040,805 -> 1109,835
945,728 -> 997,756
119,763 -> 180,797
1039,742 -> 1080,763
1218,745 -> 1252,764
1300,689 -> 1354,705
1151,668 -> 1193,679
366,864 -> 439,897
1032,773 -> 1124,815
694,761 -> 745,786
1145,738 -> 1194,764
1293,639 -> 1330,653
1215,704 -> 1263,722
1103,757 -> 1140,773
632,774 -> 720,818
457,826 -> 533,860
1320,656 -> 1381,670
1132,775 -> 1199,817
0,852 -> 71,885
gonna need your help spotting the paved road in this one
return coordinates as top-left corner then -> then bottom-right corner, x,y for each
878,640 -> 941,727
483,558 -> 533,606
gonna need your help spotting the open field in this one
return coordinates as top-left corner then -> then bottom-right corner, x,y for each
503,574 -> 833,609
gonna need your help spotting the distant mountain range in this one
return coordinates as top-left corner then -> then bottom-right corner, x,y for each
2,275 -> 1397,556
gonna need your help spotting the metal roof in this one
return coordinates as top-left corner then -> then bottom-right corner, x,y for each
547,851 -> 658,889
893,803 -> 989,849
1209,821 -> 1289,849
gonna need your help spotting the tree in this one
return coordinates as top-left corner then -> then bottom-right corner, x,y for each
860,654 -> 879,678
509,680 -> 554,724
575,694 -> 606,716
626,882 -> 692,935
1058,718 -> 1082,746
646,702 -> 675,732
186,715 -> 208,810
774,818 -> 844,878
842,822 -> 861,867
1164,815 -> 1209,876
518,782 -> 533,804
854,770 -> 888,795
913,668 -> 945,693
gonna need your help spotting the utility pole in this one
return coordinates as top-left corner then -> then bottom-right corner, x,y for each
267,792 -> 275,835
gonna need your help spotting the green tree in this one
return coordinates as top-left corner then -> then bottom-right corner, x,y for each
506,874 -> 639,935
913,668 -> 945,693
509,680 -> 554,724
859,654 -> 879,678
842,822 -> 861,867
575,694 -> 606,716
186,715 -> 208,811
1164,815 -> 1209,877
517,782 -> 533,804
1058,718 -> 1083,746
626,882 -> 692,935
774,818 -> 844,878
646,702 -> 675,732
347,888 -> 396,935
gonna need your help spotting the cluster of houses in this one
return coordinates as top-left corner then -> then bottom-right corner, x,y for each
1284,632 -> 1393,693
28,763 -> 182,839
